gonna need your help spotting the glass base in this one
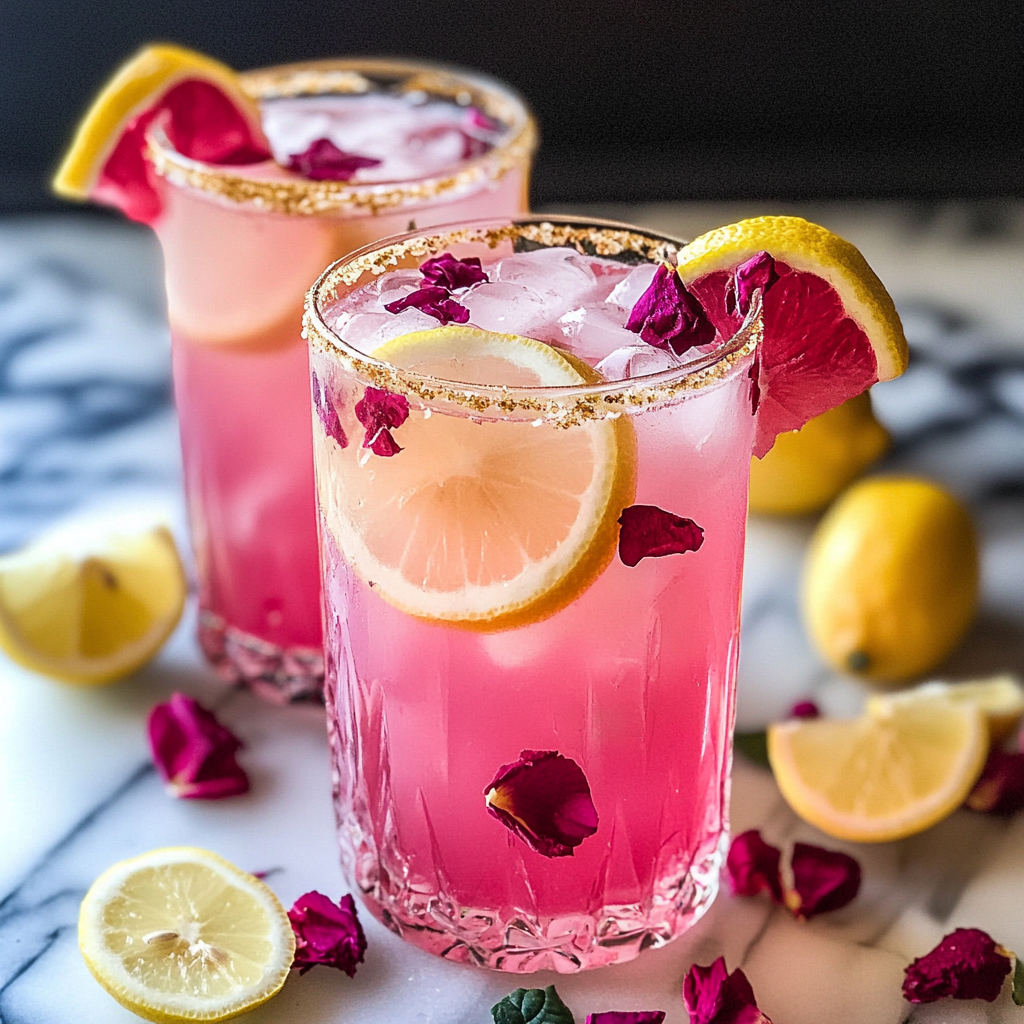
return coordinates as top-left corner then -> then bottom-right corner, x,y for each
198,611 -> 324,704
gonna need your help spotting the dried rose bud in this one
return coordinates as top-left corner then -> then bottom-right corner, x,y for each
626,264 -> 716,356
682,957 -> 773,1024
725,830 -> 784,904
288,891 -> 367,976
788,841 -> 861,919
903,928 -> 1012,1003
790,700 -> 820,719
617,504 -> 704,567
419,253 -> 489,291
354,386 -> 410,457
312,372 -> 347,448
586,1013 -> 666,1023
965,750 -> 1024,815
286,138 -> 382,181
147,693 -> 249,800
727,252 -> 779,317
384,285 -> 470,325
484,750 -> 598,858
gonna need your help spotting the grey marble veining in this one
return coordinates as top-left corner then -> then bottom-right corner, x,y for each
1,206 -> 1023,1024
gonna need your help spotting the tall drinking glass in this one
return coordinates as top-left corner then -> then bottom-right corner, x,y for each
306,218 -> 762,971
149,60 -> 535,702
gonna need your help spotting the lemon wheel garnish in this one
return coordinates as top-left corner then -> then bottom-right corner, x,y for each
315,326 -> 636,631
0,518 -> 186,684
767,697 -> 988,843
79,847 -> 295,1023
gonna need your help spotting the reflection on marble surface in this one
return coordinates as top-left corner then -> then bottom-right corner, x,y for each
1,208 -> 1023,1023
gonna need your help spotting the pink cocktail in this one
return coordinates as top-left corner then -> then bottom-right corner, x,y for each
306,218 -> 761,971
150,61 -> 535,701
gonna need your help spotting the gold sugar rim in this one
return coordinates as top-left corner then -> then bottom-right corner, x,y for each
148,58 -> 537,217
303,217 -> 761,426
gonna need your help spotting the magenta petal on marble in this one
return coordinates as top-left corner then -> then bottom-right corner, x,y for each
355,386 -> 409,457
484,750 -> 598,858
617,504 -> 704,567
286,138 -> 382,181
147,693 -> 249,800
625,264 -> 716,356
587,1013 -> 666,1024
288,891 -> 367,976
903,928 -> 1012,1003
734,251 -> 779,317
725,830 -> 785,904
419,253 -> 489,290
384,285 -> 471,325
311,372 -> 348,448
683,958 -> 773,1024
789,842 -> 861,919
965,751 -> 1024,815
790,699 -> 821,719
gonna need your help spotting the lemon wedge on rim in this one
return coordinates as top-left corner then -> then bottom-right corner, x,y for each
79,847 -> 295,1023
315,326 -> 635,631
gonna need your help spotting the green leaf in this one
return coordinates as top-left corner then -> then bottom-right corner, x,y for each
491,985 -> 575,1024
734,731 -> 770,769
1012,956 -> 1024,1006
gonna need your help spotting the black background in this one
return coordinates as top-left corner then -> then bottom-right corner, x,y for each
1,0 -> 1021,212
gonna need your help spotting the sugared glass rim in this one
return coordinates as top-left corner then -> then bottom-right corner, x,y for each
147,57 -> 537,217
304,215 -> 762,426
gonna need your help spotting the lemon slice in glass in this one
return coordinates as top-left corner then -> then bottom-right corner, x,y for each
315,326 -> 635,631
79,847 -> 295,1023
767,696 -> 988,842
0,517 -> 186,684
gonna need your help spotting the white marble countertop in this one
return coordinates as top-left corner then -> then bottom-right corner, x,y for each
1,204 -> 1023,1024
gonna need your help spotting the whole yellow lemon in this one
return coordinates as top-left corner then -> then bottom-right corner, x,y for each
802,477 -> 979,682
749,391 -> 891,515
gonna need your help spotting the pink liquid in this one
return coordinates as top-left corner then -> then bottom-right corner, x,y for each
153,78 -> 531,700
313,242 -> 756,969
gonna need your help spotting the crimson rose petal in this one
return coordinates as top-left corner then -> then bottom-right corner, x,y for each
484,750 -> 598,858
965,750 -> 1024,815
790,699 -> 821,719
683,957 -> 773,1024
732,252 -> 779,317
617,504 -> 704,567
725,830 -> 784,904
384,285 -> 470,325
288,891 -> 367,976
147,693 -> 249,800
420,253 -> 489,290
587,1014 -> 666,1023
903,928 -> 1012,1003
789,841 -> 861,919
355,386 -> 409,457
625,264 -> 716,356
312,372 -> 348,448
286,138 -> 382,181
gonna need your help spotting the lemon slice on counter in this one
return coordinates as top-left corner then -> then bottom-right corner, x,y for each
768,696 -> 988,842
315,326 -> 636,631
0,518 -> 186,684
79,846 -> 295,1023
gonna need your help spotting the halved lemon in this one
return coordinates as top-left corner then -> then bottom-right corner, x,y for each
676,216 -> 909,457
315,326 -> 635,630
79,847 -> 295,1023
868,675 -> 1024,747
768,697 -> 988,842
0,517 -> 186,684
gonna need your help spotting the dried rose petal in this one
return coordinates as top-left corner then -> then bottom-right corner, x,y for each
790,700 -> 821,719
587,1013 -> 666,1023
484,750 -> 598,858
725,830 -> 784,904
625,264 -> 716,356
966,750 -> 1024,815
355,386 -> 410,457
903,928 -> 1012,1003
466,107 -> 501,134
683,957 -> 773,1024
147,693 -> 249,800
312,372 -> 347,448
286,138 -> 382,181
728,252 -> 779,317
384,285 -> 470,325
288,891 -> 367,976
617,504 -> 704,567
420,253 -> 489,291
747,353 -> 761,415
789,841 -> 861,919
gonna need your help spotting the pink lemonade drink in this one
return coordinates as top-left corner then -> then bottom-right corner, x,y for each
149,61 -> 535,701
305,219 -> 761,971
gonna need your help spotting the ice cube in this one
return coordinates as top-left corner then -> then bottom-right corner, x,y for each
494,248 -> 599,307
376,269 -> 424,305
595,344 -> 680,381
607,263 -> 658,310
556,304 -> 638,363
461,282 -> 548,334
339,309 -> 439,353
